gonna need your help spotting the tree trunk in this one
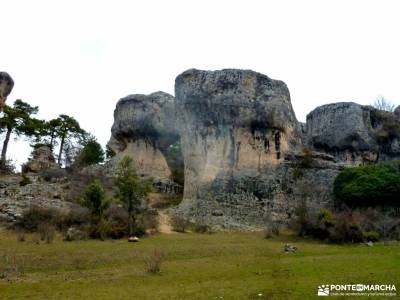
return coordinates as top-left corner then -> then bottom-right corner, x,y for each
50,131 -> 55,150
57,135 -> 65,166
129,213 -> 135,237
128,199 -> 135,237
0,126 -> 12,167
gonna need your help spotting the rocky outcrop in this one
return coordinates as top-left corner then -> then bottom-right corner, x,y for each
395,106 -> 400,121
103,68 -> 399,230
107,92 -> 179,179
0,72 -> 14,111
306,102 -> 400,164
22,145 -> 59,173
174,69 -> 304,227
0,175 -> 75,223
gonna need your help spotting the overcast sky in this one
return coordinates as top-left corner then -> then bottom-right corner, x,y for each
1,0 -> 400,168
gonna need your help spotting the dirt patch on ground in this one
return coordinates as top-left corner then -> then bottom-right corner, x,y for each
147,193 -> 176,234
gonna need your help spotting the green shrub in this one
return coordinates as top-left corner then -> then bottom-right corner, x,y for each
164,140 -> 184,185
17,205 -> 91,236
83,180 -> 108,217
19,174 -> 32,186
56,206 -> 91,232
299,147 -> 313,168
333,161 -> 400,207
362,231 -> 380,242
17,206 -> 59,231
295,207 -> 400,243
0,159 -> 16,174
105,145 -> 116,160
171,216 -> 190,233
370,109 -> 400,142
317,211 -> 363,243
292,167 -> 304,180
307,209 -> 336,240
192,222 -> 213,234
101,205 -> 129,239
89,206 -> 157,239
76,137 -> 105,167
39,168 -> 67,182
137,210 -> 159,234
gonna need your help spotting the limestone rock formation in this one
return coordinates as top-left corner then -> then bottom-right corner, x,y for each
395,106 -> 400,121
22,145 -> 59,173
306,102 -> 377,163
107,92 -> 179,179
0,72 -> 14,111
103,69 -> 399,230
306,102 -> 400,164
174,69 -> 303,227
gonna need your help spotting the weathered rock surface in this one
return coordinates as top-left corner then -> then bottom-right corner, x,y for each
22,145 -> 59,173
0,72 -> 14,111
0,175 -> 75,223
107,92 -> 179,179
99,69 -> 400,229
306,102 -> 400,164
395,106 -> 400,121
174,69 -> 305,228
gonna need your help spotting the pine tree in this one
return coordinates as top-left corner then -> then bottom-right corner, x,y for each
0,100 -> 39,168
114,157 -> 152,237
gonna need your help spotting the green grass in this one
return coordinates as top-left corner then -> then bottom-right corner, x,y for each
0,230 -> 399,299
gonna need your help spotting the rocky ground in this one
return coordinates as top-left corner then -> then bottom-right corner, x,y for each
0,171 -> 179,234
0,174 -> 77,223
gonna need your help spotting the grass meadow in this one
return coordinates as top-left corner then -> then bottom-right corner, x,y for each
0,229 -> 399,299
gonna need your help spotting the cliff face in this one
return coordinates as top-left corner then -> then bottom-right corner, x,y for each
174,69 -> 307,227
106,69 -> 399,229
0,72 -> 14,111
108,92 -> 179,179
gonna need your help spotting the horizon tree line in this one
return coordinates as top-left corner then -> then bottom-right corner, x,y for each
0,99 -> 106,171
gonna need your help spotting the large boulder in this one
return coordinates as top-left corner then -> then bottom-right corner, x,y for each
22,145 -> 59,173
107,92 -> 179,179
174,69 -> 303,227
306,102 -> 376,151
306,102 -> 400,164
0,72 -> 14,111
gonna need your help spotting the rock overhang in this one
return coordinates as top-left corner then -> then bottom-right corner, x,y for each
175,68 -> 300,132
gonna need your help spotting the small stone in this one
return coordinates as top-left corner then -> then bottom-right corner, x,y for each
65,227 -> 86,241
212,210 -> 223,216
283,243 -> 297,253
128,236 -> 139,242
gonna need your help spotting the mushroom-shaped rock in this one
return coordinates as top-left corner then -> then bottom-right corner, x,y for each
174,69 -> 302,223
107,92 -> 179,179
0,72 -> 14,111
